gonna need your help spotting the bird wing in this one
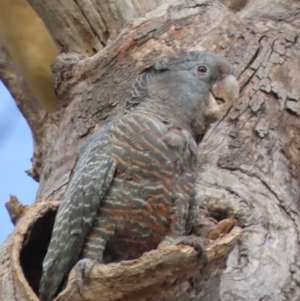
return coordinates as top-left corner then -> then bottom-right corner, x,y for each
39,123 -> 116,301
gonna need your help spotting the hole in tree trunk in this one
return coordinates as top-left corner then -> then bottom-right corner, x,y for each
19,208 -> 57,295
208,208 -> 232,222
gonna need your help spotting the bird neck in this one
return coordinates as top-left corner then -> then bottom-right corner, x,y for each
125,69 -> 209,138
129,100 -> 196,136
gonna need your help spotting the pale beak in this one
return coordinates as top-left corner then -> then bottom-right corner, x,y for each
205,74 -> 240,122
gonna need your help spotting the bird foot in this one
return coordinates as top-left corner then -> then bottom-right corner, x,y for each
173,235 -> 205,256
158,235 -> 206,257
74,258 -> 95,295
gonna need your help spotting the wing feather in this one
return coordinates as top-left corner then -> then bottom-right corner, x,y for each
39,123 -> 116,301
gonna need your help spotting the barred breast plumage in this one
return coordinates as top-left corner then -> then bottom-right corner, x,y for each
83,113 -> 197,262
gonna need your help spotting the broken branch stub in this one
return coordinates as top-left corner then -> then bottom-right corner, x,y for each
5,195 -> 29,226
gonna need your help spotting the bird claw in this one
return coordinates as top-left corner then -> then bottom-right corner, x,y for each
158,235 -> 206,257
74,258 -> 95,295
173,235 -> 205,256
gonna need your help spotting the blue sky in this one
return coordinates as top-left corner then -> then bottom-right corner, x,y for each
0,81 -> 38,243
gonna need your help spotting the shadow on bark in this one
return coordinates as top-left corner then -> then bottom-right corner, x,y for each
20,209 -> 56,295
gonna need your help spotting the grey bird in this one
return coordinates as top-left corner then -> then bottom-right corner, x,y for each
39,51 -> 239,301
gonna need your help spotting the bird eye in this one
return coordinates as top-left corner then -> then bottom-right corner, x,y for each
197,66 -> 207,73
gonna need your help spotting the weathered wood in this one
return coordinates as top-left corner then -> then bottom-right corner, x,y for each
0,199 -> 240,301
1,0 -> 300,300
0,201 -> 60,301
55,228 -> 241,301
5,195 -> 29,226
26,0 -> 177,55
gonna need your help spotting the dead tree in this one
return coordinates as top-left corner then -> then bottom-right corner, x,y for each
0,0 -> 300,300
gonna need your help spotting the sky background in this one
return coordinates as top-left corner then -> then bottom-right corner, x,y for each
0,81 -> 38,243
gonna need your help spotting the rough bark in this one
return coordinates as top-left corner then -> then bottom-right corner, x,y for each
1,0 -> 300,300
55,227 -> 241,301
26,0 -> 178,55
0,199 -> 241,301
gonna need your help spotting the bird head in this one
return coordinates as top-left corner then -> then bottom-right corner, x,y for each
126,51 -> 239,137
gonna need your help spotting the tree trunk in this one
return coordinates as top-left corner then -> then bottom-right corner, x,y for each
1,0 -> 300,300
